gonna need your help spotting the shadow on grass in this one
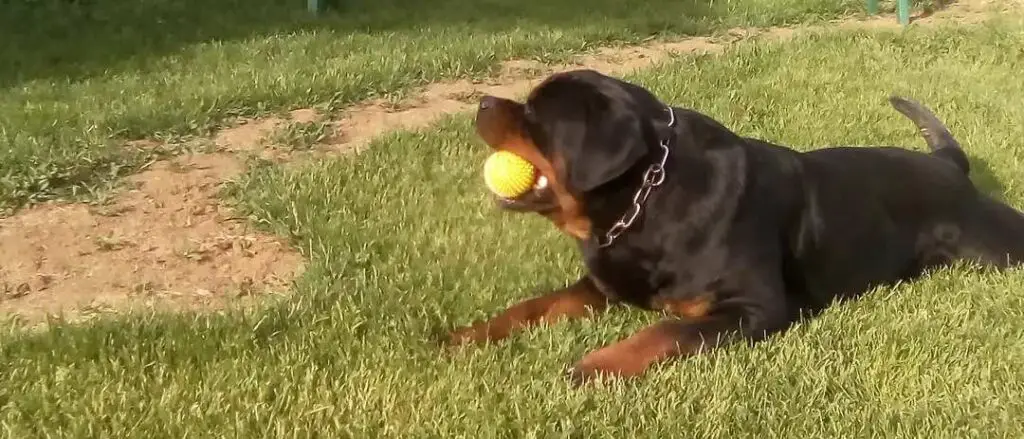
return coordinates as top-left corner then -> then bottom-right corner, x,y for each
967,154 -> 1007,201
1,0 -> 725,89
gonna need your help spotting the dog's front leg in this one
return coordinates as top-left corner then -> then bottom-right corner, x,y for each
567,307 -> 765,385
444,276 -> 614,347
573,313 -> 741,384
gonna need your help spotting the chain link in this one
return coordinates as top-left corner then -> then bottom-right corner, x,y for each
595,106 -> 676,248
597,140 -> 669,248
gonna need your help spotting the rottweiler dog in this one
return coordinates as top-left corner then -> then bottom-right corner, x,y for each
444,69 -> 1024,385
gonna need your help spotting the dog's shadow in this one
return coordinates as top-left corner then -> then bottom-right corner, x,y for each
967,154 -> 1007,201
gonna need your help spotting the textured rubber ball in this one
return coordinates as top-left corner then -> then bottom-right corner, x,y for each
483,151 -> 537,198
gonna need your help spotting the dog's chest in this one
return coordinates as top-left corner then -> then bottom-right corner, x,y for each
582,244 -> 722,310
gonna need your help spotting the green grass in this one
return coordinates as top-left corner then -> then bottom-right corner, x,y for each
6,17 -> 1024,439
0,0 -> 862,212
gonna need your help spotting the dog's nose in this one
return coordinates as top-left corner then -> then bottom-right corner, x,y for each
479,95 -> 499,111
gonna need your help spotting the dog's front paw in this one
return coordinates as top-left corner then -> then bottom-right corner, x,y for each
441,325 -> 485,349
566,346 -> 648,386
565,363 -> 606,386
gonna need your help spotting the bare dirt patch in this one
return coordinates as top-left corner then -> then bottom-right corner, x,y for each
0,2 -> 1007,323
0,152 -> 303,322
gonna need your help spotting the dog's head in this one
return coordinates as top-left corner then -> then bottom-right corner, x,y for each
474,69 -> 669,240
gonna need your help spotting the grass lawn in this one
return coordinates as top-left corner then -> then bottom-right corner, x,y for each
4,15 -> 1024,436
0,0 -> 862,212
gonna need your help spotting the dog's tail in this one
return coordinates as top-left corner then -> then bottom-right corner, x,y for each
889,95 -> 969,175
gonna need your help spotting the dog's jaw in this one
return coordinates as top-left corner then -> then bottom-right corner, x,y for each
493,176 -> 557,213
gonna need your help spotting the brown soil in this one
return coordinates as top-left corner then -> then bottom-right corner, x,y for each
0,1 -> 1007,324
0,153 -> 303,322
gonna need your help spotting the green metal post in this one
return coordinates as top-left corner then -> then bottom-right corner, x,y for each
867,0 -> 879,14
897,0 -> 911,25
308,0 -> 324,14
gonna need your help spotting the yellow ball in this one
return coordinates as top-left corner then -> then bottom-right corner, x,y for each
483,151 -> 537,198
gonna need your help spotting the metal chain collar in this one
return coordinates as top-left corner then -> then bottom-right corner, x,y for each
596,107 -> 676,248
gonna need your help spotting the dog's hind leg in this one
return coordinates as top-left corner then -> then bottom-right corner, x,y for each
958,196 -> 1024,268
890,96 -> 1024,268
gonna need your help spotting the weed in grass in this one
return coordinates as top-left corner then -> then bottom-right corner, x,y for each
265,121 -> 332,151
93,234 -> 134,252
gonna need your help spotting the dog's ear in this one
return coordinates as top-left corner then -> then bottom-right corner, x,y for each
564,103 -> 649,192
531,73 -> 652,193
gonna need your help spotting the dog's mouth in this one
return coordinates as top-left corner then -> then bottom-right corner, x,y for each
494,175 -> 557,213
